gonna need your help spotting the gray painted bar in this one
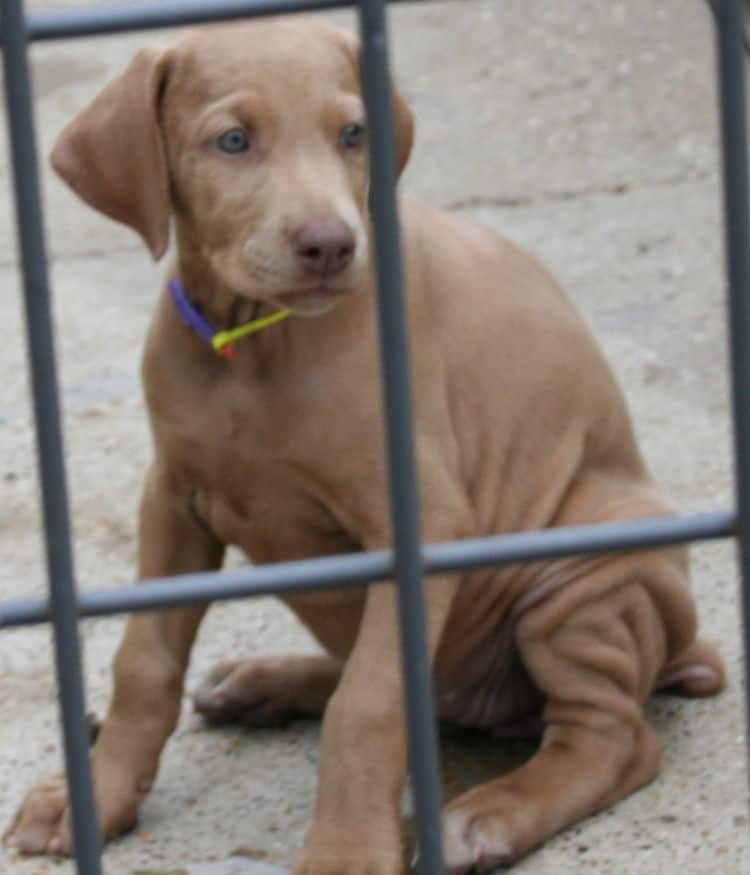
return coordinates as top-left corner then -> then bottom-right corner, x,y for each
0,0 -> 418,44
0,1 -> 103,871
0,511 -> 735,631
1,0 -> 748,870
715,0 -> 750,778
358,0 -> 445,870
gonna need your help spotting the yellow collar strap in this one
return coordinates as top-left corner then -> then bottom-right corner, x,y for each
211,307 -> 291,355
169,278 -> 291,359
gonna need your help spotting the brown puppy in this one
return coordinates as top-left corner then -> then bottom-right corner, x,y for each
5,17 -> 724,874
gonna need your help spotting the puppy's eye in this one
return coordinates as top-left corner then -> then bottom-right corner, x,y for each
216,128 -> 251,154
340,123 -> 366,150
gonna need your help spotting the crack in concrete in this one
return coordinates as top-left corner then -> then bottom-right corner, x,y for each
444,169 -> 715,212
0,240 -> 145,272
0,171 -> 714,270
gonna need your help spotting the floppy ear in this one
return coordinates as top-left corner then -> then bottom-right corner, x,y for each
390,85 -> 414,176
50,47 -> 172,260
333,27 -> 414,176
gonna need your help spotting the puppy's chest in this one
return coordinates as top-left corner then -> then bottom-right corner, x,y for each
194,475 -> 333,560
158,376 -> 352,559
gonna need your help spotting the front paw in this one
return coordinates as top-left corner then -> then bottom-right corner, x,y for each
3,774 -> 72,856
293,829 -> 403,875
292,851 -> 402,875
4,759 -> 145,857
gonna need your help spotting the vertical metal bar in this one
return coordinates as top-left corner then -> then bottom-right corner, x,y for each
715,0 -> 750,780
0,1 -> 102,871
357,1 -> 445,871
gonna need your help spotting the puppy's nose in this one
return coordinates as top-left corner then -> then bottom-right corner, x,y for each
293,221 -> 355,278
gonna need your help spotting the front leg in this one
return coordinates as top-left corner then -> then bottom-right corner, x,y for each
5,464 -> 224,855
293,454 -> 473,875
294,574 -> 459,875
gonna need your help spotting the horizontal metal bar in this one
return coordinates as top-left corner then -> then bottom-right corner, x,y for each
428,508 -> 735,572
0,0 -> 417,45
0,510 -> 735,631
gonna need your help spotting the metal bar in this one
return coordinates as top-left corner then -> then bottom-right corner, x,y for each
427,509 -> 735,572
0,0 -> 746,870
0,550 -> 392,629
0,1 -> 102,872
0,510 -> 735,630
23,0 -> 349,41
705,0 -> 750,56
358,2 -> 440,869
0,0 -> 420,45
714,0 -> 750,784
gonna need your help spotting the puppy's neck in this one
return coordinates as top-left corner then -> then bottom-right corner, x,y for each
174,247 -> 270,334
166,220 -> 376,372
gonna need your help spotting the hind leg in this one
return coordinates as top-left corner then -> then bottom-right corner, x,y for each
655,639 -> 725,697
443,721 -> 661,873
442,577 -> 674,872
193,654 -> 342,727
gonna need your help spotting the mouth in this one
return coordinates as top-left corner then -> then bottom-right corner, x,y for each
274,283 -> 353,311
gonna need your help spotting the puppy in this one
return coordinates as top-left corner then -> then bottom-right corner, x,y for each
5,17 -> 724,874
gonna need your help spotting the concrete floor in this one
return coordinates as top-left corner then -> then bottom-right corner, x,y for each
1,1 -> 749,873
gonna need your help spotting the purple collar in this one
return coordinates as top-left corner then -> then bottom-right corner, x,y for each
168,278 -> 291,359
168,276 -> 227,351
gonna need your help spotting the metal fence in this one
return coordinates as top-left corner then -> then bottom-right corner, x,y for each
0,1 -> 748,873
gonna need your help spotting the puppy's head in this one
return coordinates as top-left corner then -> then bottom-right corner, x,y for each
51,17 -> 413,315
